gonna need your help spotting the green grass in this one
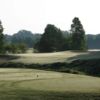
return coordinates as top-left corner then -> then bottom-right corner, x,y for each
1,50 -> 100,64
0,68 -> 100,100
0,51 -> 100,99
0,51 -> 100,77
0,51 -> 83,64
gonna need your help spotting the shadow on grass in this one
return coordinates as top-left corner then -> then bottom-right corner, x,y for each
0,89 -> 100,100
0,55 -> 20,63
67,51 -> 100,62
0,51 -> 100,77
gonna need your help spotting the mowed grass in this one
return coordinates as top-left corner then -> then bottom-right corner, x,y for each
0,51 -> 100,99
0,50 -> 100,64
0,68 -> 100,100
1,50 -> 99,64
8,51 -> 85,64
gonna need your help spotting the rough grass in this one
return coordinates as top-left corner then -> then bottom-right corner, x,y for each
0,68 -> 100,100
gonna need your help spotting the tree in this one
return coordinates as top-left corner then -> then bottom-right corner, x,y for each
4,43 -> 27,54
18,43 -> 27,53
0,21 -> 4,53
11,30 -> 41,48
10,44 -> 19,53
70,17 -> 87,50
61,36 -> 72,50
36,24 -> 64,52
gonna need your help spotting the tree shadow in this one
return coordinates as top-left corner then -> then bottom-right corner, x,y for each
0,55 -> 20,63
67,51 -> 100,62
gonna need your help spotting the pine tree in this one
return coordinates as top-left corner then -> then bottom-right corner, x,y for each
70,17 -> 87,50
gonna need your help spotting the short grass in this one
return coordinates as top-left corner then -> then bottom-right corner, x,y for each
0,68 -> 100,100
6,51 -> 85,64
1,50 -> 100,64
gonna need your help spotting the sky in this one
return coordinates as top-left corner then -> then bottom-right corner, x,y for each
0,0 -> 100,35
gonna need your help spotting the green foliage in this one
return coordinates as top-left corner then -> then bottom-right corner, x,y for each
8,30 -> 41,48
4,43 -> 27,54
0,21 -> 4,53
18,43 -> 27,53
35,18 -> 87,52
61,35 -> 72,50
36,24 -> 64,52
10,44 -> 19,53
70,17 -> 87,50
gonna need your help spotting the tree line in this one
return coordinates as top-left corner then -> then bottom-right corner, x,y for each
0,23 -> 28,54
87,34 -> 100,49
0,17 -> 87,54
3,30 -> 41,53
35,17 -> 87,52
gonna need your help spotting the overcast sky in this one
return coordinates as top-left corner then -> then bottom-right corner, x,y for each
0,0 -> 100,35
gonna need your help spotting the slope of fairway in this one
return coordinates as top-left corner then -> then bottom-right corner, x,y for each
1,51 -> 100,64
0,68 -> 100,100
1,50 -> 99,64
0,68 -> 62,80
0,68 -> 100,92
9,51 -> 85,64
